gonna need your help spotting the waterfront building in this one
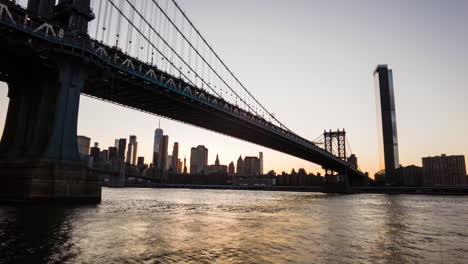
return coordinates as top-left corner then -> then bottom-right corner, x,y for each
77,136 -> 91,156
171,142 -> 179,170
204,154 -> 228,175
244,156 -> 261,175
153,128 -> 164,166
108,147 -> 118,160
159,135 -> 169,172
236,155 -> 244,175
126,135 -> 138,165
118,138 -> 127,161
374,65 -> 400,185
228,162 -> 235,175
177,158 -> 183,173
90,142 -> 100,162
259,152 -> 264,175
397,165 -> 423,186
99,150 -> 109,161
422,154 -> 467,186
348,154 -> 358,169
190,145 -> 208,174
183,156 -> 188,174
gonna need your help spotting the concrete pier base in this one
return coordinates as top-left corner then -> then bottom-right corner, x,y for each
0,160 -> 101,203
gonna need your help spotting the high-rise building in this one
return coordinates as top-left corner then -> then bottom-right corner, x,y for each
259,152 -> 264,175
374,65 -> 400,185
114,139 -> 119,148
244,156 -> 261,175
153,128 -> 164,166
183,156 -> 188,174
108,147 -> 118,160
137,156 -> 145,166
422,154 -> 467,186
126,135 -> 138,165
190,145 -> 208,174
90,142 -> 100,162
118,138 -> 127,161
77,136 -> 91,156
348,154 -> 358,169
228,162 -> 235,175
99,149 -> 109,161
236,156 -> 244,175
159,135 -> 169,172
177,158 -> 183,173
171,142 -> 179,170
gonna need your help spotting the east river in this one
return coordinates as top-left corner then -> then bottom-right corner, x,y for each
0,188 -> 467,263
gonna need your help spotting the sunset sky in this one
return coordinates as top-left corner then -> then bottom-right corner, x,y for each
1,0 -> 467,176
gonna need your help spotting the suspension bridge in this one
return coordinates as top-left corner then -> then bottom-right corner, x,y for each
0,0 -> 365,202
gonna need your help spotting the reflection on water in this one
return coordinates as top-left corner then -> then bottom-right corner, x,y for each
1,188 -> 467,263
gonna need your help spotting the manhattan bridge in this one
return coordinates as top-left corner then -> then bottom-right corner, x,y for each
0,0 -> 365,202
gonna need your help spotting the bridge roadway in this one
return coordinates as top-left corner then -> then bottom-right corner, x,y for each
0,1 -> 364,183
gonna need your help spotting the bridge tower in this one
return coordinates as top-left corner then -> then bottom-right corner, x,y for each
322,129 -> 352,193
0,0 -> 100,202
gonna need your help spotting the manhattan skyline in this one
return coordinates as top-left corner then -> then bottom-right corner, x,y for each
0,0 -> 467,176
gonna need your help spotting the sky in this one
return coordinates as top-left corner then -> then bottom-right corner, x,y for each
1,0 -> 468,176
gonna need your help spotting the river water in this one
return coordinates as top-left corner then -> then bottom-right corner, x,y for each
0,188 -> 467,264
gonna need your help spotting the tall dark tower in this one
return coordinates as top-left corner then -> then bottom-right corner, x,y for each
374,65 -> 400,185
27,0 -> 56,19
55,0 -> 94,35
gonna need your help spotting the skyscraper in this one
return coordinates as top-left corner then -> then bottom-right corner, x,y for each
77,136 -> 91,156
108,147 -> 118,160
153,128 -> 164,166
374,65 -> 400,185
118,138 -> 127,161
236,155 -> 244,175
190,145 -> 208,174
126,135 -> 138,165
244,156 -> 260,175
159,135 -> 169,172
171,142 -> 179,170
259,152 -> 264,175
228,162 -> 235,175
90,142 -> 100,162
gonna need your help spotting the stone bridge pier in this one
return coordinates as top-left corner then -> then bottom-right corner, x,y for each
0,56 -> 101,202
0,0 -> 100,202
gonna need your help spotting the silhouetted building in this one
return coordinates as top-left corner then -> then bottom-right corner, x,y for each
77,135 -> 91,156
259,152 -> 264,175
422,154 -> 467,186
205,154 -> 228,175
177,158 -> 183,173
236,155 -> 244,175
190,145 -> 208,174
108,147 -> 117,160
171,142 -> 179,170
397,165 -> 423,186
99,150 -> 108,161
244,156 -> 261,175
153,128 -> 163,166
126,135 -> 138,165
159,135 -> 169,172
118,138 -> 127,161
183,156 -> 188,174
228,162 -> 235,175
90,142 -> 100,162
374,65 -> 400,185
348,154 -> 358,169
137,156 -> 145,166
